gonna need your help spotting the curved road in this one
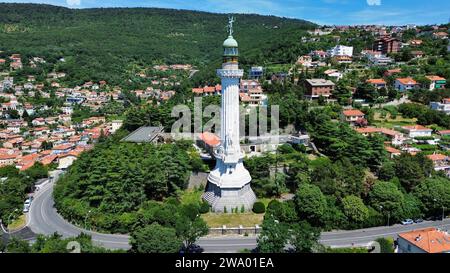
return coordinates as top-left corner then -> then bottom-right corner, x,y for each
28,180 -> 450,252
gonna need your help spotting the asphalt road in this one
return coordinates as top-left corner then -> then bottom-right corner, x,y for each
28,180 -> 450,252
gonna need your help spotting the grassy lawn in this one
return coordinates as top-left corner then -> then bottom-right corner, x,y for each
7,214 -> 26,231
179,188 -> 203,205
258,198 -> 274,208
265,64 -> 292,73
180,189 -> 270,228
373,112 -> 417,129
201,212 -> 264,228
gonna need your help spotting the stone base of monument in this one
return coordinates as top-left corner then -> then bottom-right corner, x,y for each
203,182 -> 257,213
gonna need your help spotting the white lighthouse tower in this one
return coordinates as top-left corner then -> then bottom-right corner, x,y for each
203,17 -> 256,212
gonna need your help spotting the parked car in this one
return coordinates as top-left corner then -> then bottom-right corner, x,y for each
414,218 -> 424,223
401,219 -> 414,225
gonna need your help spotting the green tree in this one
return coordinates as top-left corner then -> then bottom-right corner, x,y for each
257,216 -> 289,253
341,195 -> 369,224
266,200 -> 298,224
394,153 -> 426,191
369,181 -> 405,223
413,177 -> 450,217
24,162 -> 48,180
175,215 -> 208,250
6,237 -> 31,253
130,223 -> 182,253
295,183 -> 328,225
289,221 -> 321,253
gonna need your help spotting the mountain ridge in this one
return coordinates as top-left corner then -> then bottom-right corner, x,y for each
0,3 -> 316,85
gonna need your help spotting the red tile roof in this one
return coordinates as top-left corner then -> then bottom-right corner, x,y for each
396,78 -> 417,85
192,88 -> 203,94
385,146 -> 401,154
402,125 -> 431,131
52,143 -> 73,150
356,127 -> 380,134
399,228 -> 450,253
342,109 -> 365,117
367,79 -> 386,84
426,154 -> 447,161
203,86 -> 216,93
40,154 -> 58,165
426,75 -> 446,81
199,132 -> 220,147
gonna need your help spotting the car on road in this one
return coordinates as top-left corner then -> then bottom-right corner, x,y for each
23,198 -> 32,213
401,219 -> 414,225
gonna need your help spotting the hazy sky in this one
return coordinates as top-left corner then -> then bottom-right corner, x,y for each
2,0 -> 449,25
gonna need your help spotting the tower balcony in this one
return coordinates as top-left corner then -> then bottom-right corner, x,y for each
217,69 -> 244,78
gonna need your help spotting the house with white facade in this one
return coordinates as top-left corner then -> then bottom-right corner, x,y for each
430,98 -> 450,115
401,125 -> 432,138
327,45 -> 353,57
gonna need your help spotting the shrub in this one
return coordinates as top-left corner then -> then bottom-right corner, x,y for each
223,206 -> 227,213
240,205 -> 245,213
375,237 -> 395,253
199,201 -> 210,214
252,202 -> 266,214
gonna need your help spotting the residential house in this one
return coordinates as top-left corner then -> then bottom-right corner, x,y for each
373,37 -> 401,54
333,55 -> 352,64
385,146 -> 401,159
192,85 -> 221,96
57,150 -> 81,170
3,137 -> 23,149
369,54 -> 393,66
366,79 -> 387,89
16,153 -> 39,171
327,45 -> 353,57
0,151 -> 19,167
341,109 -> 365,126
39,154 -> 58,166
356,127 -> 405,146
394,78 -> 418,91
52,143 -> 74,155
397,228 -> 450,253
197,132 -> 220,156
110,120 -> 123,134
310,50 -> 328,59
324,69 -> 343,80
426,76 -> 446,90
304,79 -> 335,99
401,125 -> 432,138
430,98 -> 450,114
433,32 -> 448,39
32,118 -> 46,126
384,68 -> 401,77
248,67 -> 264,79
427,153 -> 450,175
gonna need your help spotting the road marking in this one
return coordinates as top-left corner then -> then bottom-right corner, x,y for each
320,223 -> 450,242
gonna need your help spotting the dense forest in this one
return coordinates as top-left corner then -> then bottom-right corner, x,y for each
0,3 -> 315,85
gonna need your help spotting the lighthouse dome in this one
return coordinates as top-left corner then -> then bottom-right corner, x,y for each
223,36 -> 238,48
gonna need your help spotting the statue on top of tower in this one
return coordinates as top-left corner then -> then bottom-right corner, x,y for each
227,15 -> 235,36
